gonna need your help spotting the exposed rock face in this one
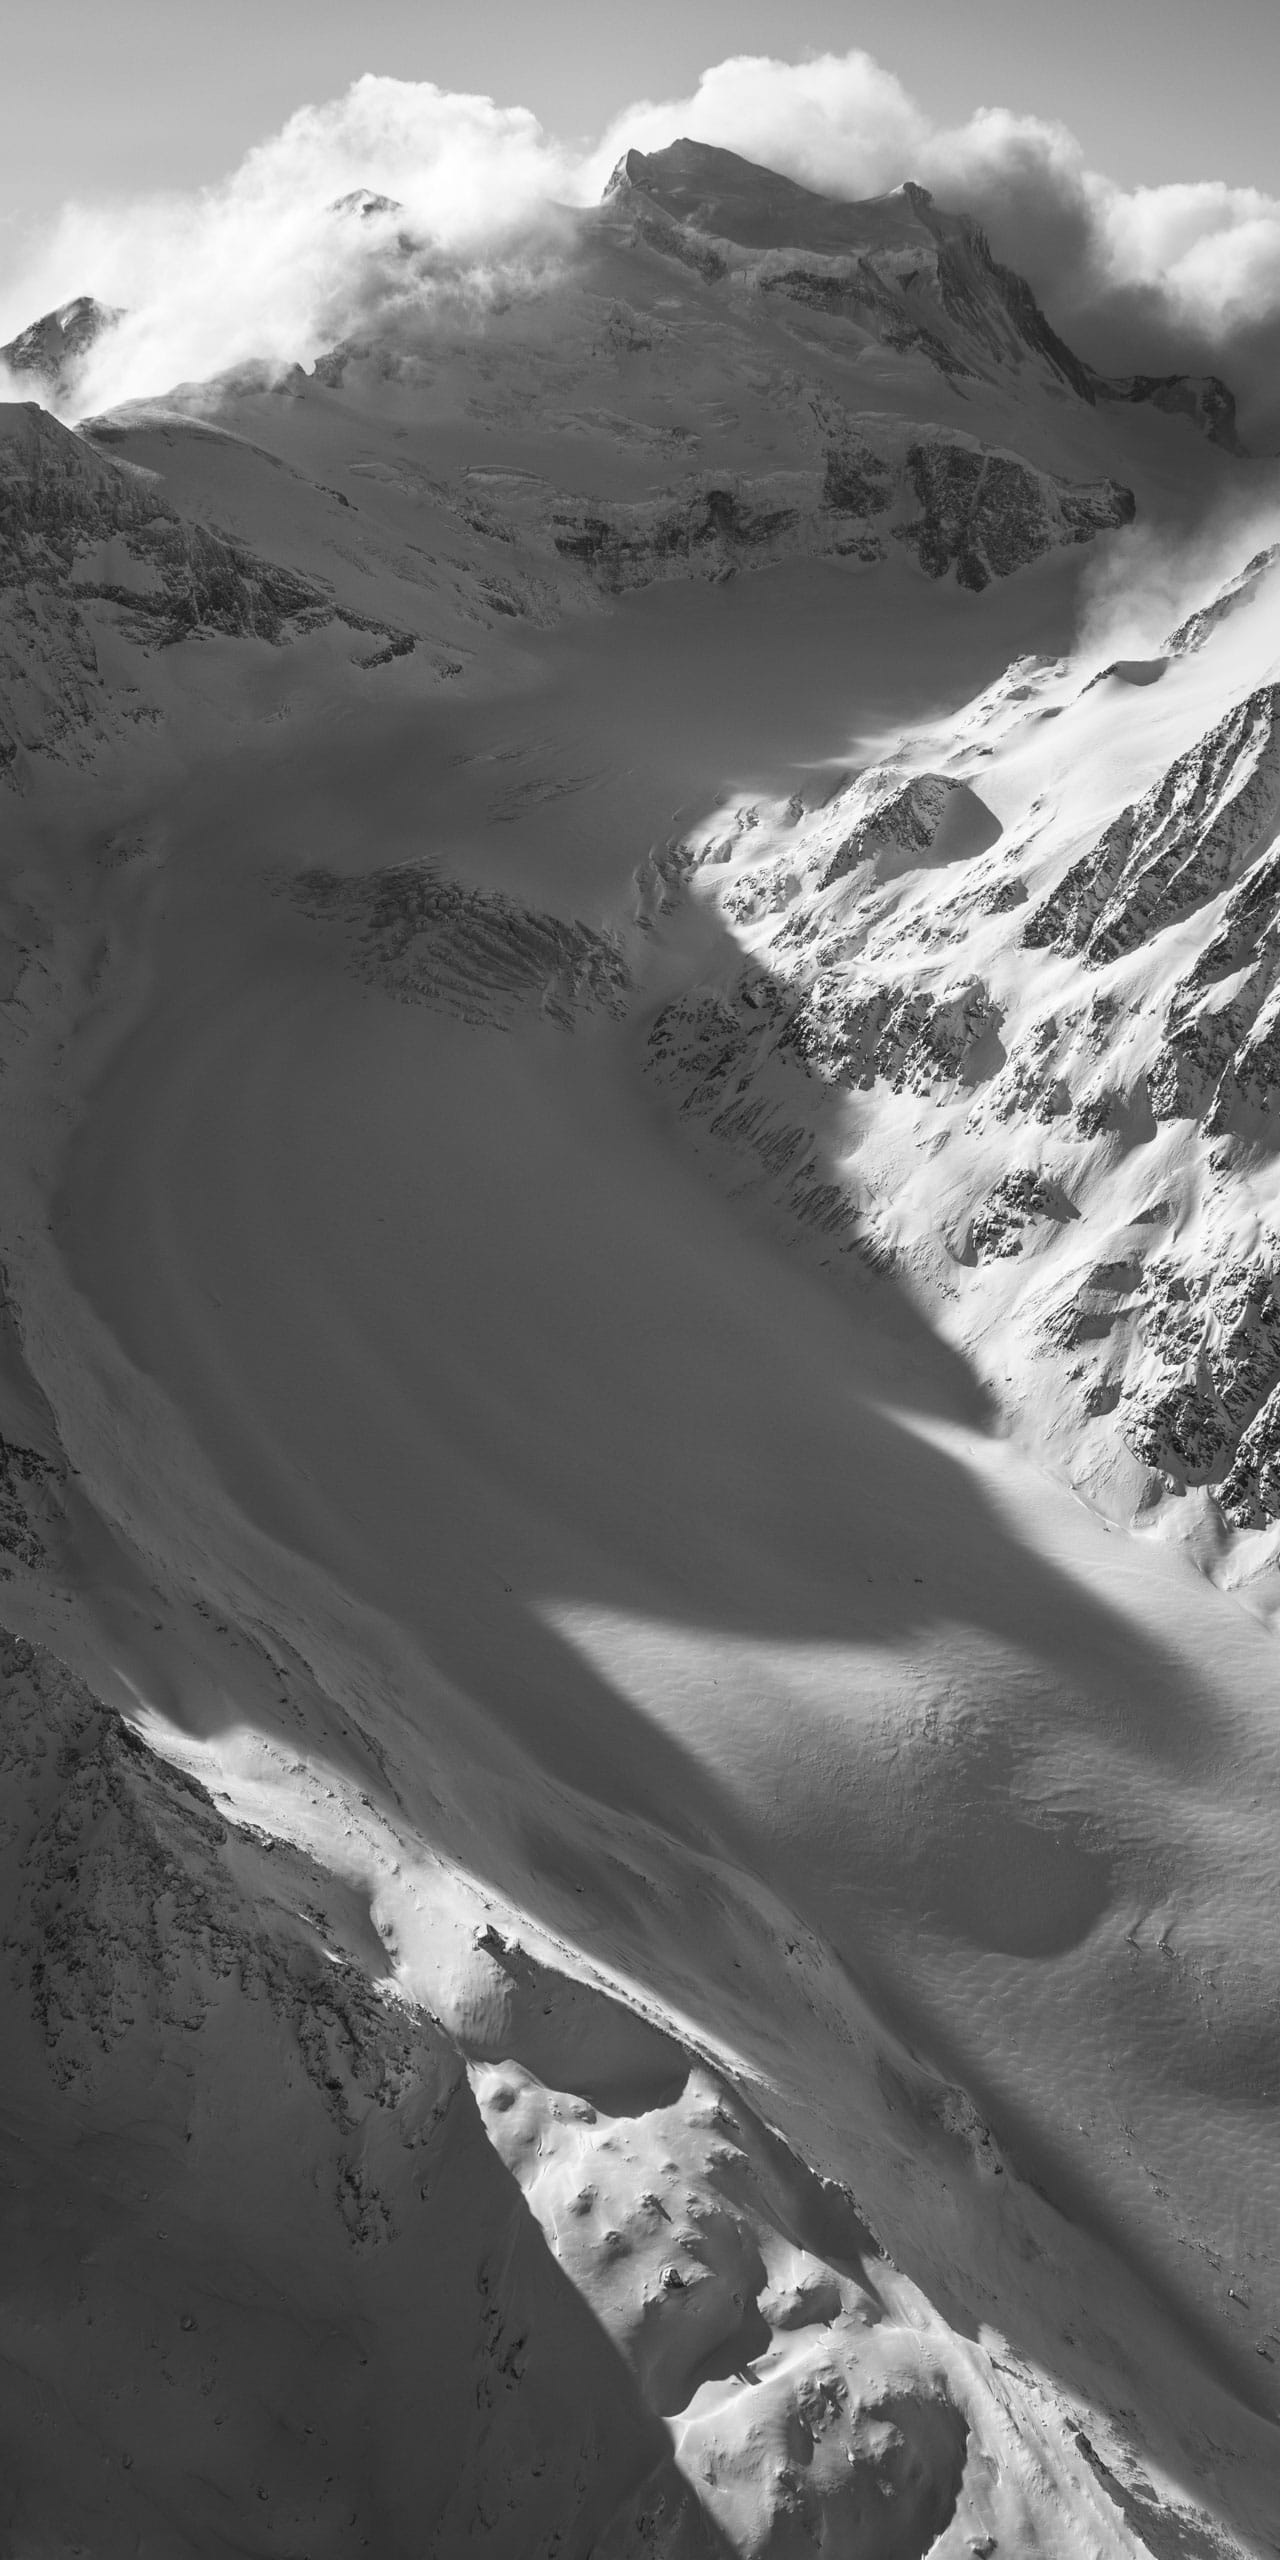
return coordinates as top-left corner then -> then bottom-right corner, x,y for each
0,1432 -> 62,1568
643,979 -> 863,1242
549,469 -> 875,588
606,143 -> 1243,448
0,125 -> 1273,2560
4,1627 -> 1044,2559
0,295 -> 120,403
329,187 -> 406,219
244,135 -> 1224,630
605,148 -> 1099,402
646,758 -> 1009,1134
967,1171 -> 1079,1261
1167,546 -> 1280,655
1100,370 -> 1244,455
821,773 -> 1002,888
545,437 -> 1132,597
0,1631 -> 701,2556
781,973 -> 1003,1094
637,541 -> 1280,1536
1221,1378 -> 1280,1523
0,403 -> 413,775
1024,686 -> 1280,965
293,863 -> 630,1030
1019,680 -> 1280,1153
477,2042 -> 981,2560
1120,1257 -> 1280,1505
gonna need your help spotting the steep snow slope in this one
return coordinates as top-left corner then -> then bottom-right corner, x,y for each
1,145 -> 1279,2558
646,536 -> 1280,1566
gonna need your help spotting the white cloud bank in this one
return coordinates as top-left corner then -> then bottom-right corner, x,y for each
4,49 -> 1280,427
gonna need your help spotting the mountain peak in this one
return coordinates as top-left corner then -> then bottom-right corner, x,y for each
605,138 -> 948,260
1,295 -> 120,402
328,188 -> 404,221
601,138 -> 1240,446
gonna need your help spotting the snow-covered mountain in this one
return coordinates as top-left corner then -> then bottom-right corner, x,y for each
0,292 -> 120,400
2,138 -> 1280,2558
645,540 -> 1280,1561
608,141 -> 1241,449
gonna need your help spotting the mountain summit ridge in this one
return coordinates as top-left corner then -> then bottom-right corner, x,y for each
1,139 -> 1242,454
604,137 -> 1243,448
0,294 -> 120,404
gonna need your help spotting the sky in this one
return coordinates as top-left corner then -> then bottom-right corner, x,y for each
6,0 -> 1280,230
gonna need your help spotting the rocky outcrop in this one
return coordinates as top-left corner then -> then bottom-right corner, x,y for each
604,142 -> 1243,446
1121,1257 -> 1280,1493
603,147 -> 1099,401
967,1170 -> 1079,1260
894,441 -> 1132,591
1025,687 -> 1280,963
640,764 -> 1022,1256
1166,546 -> 1280,656
293,862 -> 630,1030
329,188 -> 405,220
821,773 -> 1001,889
0,295 -> 120,403
639,626 -> 1280,1539
1220,1379 -> 1280,1524
1099,370 -> 1243,455
822,433 -> 896,515
644,978 -> 862,1240
550,469 -> 881,589
1,402 -> 335,642
0,1630 -> 700,2556
545,435 -> 1133,598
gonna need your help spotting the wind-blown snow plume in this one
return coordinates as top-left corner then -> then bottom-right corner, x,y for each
6,50 -> 1280,430
1073,502 -> 1280,671
0,79 -> 578,416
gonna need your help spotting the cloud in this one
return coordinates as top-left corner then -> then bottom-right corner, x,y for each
6,50 -> 1280,434
586,52 -> 1280,437
1073,497 -> 1280,670
0,78 -> 579,417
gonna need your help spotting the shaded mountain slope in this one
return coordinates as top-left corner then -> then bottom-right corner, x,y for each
0,137 -> 1276,2560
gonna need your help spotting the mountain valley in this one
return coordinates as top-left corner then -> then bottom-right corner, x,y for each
1,137 -> 1280,2559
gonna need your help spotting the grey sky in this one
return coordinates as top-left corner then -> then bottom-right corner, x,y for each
4,0 -> 1278,237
